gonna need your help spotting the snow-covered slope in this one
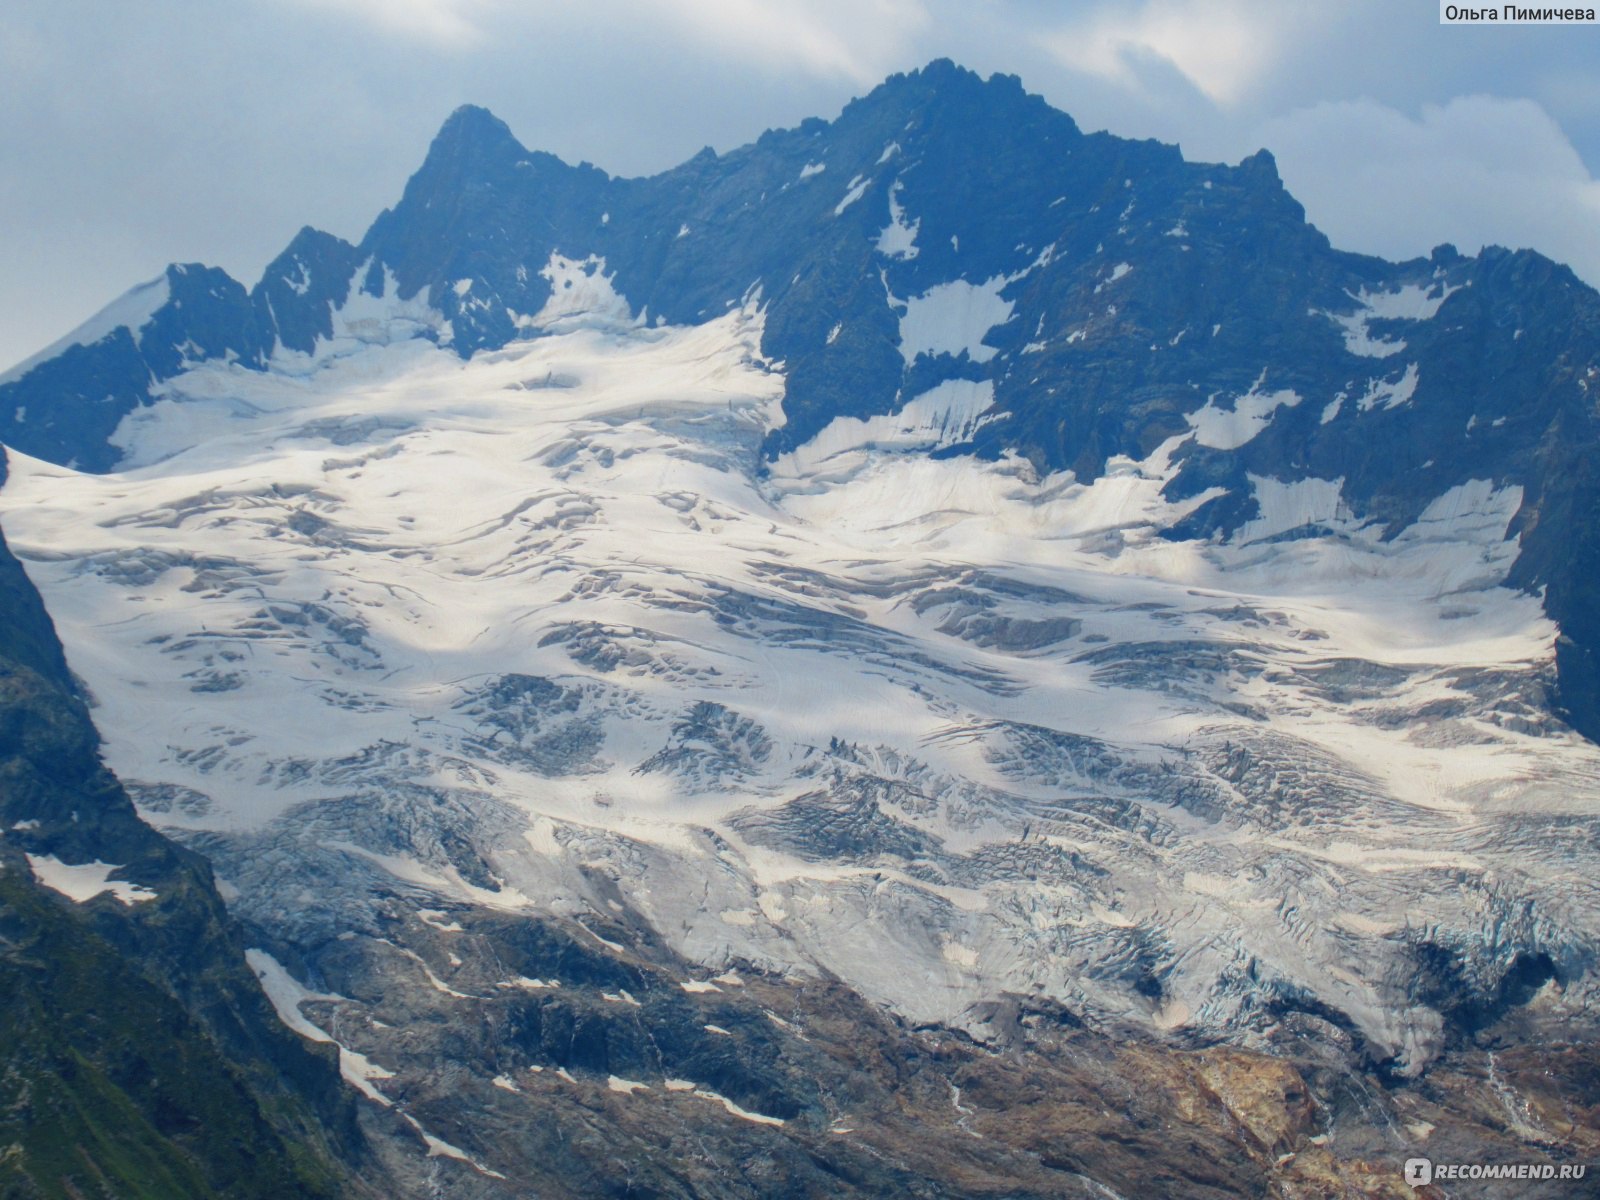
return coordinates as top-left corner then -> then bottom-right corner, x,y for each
4,262 -> 1595,1083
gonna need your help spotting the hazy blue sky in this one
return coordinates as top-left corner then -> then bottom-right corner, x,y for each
4,0 -> 1598,370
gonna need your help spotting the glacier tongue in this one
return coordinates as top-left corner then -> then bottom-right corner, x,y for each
1,294 -> 1595,1071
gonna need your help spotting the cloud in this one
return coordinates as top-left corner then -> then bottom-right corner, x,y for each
636,0 -> 931,84
264,0 -> 930,79
1259,94 -> 1600,286
266,0 -> 500,46
1037,0 -> 1335,108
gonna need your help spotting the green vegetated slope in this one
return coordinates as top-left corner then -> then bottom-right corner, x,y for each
0,451 -> 363,1200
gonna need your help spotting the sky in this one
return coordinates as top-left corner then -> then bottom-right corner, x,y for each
3,0 -> 1599,372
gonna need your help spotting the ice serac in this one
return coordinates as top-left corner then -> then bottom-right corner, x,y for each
3,61 -> 1600,1196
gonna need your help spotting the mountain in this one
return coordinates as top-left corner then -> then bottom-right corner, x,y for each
7,65 -> 1600,744
2,61 -> 1599,1196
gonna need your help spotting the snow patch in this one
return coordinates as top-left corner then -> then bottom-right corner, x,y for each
25,855 -> 155,906
1355,363 -> 1420,412
1234,476 -> 1358,545
1185,373 -> 1302,449
417,908 -> 464,932
778,379 -> 1000,476
246,949 -> 396,1105
876,181 -> 920,260
498,976 -> 559,990
258,260 -> 451,374
834,175 -> 869,215
1362,282 -> 1461,321
663,1078 -> 785,1124
522,253 -> 635,333
1094,262 -> 1132,293
896,277 -> 1014,364
1322,283 -> 1460,359
401,1113 -> 506,1179
694,1086 -> 785,1125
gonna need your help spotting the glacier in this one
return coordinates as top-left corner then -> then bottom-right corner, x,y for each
2,259 -> 1594,1094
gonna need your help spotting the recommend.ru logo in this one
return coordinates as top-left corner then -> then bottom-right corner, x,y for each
1403,1157 -> 1590,1187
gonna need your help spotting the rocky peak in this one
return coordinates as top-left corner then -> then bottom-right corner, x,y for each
424,102 -> 527,170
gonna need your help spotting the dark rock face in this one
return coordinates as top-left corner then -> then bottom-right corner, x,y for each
0,449 -> 364,1199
